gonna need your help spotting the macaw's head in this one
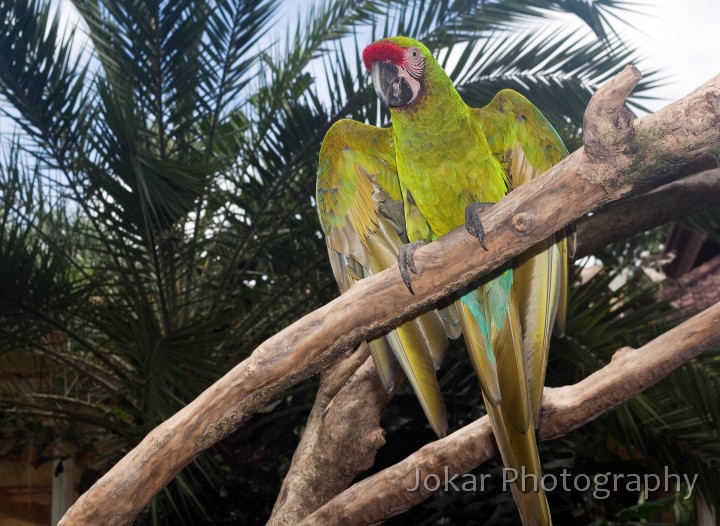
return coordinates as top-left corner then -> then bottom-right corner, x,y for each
362,36 -> 437,109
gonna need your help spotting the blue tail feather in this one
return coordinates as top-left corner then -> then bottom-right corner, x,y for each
460,268 -> 513,366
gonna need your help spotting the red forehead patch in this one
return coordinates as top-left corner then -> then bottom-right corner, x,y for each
362,41 -> 404,71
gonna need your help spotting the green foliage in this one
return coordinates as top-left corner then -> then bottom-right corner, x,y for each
2,0 -> 714,524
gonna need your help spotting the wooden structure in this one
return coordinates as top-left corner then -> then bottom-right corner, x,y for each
0,353 -> 81,525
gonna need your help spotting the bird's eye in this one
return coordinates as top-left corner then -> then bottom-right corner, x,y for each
410,49 -> 418,59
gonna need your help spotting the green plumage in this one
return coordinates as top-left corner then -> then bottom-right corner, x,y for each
316,36 -> 570,525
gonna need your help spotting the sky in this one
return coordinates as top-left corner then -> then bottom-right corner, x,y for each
52,0 -> 720,115
616,0 -> 720,111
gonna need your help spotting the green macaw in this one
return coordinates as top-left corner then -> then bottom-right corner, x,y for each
316,36 -> 572,525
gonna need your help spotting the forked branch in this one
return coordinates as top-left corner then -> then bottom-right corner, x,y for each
299,301 -> 720,524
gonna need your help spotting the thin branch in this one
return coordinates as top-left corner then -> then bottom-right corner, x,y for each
299,300 -> 720,524
59,68 -> 720,526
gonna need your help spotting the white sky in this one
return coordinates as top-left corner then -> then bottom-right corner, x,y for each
617,0 -> 720,111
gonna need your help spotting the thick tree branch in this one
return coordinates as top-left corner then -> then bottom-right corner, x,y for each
576,163 -> 720,258
299,300 -> 720,525
267,344 -> 391,526
60,67 -> 720,525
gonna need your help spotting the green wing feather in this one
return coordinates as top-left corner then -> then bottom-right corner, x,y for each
316,119 -> 451,436
475,89 -> 571,422
467,90 -> 570,525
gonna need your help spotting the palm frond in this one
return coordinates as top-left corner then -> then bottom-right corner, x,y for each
0,0 -> 683,523
0,0 -> 90,166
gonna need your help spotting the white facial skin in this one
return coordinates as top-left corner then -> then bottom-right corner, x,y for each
393,68 -> 421,101
399,46 -> 424,103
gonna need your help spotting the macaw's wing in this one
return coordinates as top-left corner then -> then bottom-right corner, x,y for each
468,90 -> 571,526
316,119 -> 450,437
475,89 -> 572,425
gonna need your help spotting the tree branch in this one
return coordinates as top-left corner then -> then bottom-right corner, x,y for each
267,344 -> 391,526
576,162 -> 720,259
60,67 -> 720,526
298,300 -> 720,524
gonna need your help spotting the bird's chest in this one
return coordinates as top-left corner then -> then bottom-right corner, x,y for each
395,137 -> 507,239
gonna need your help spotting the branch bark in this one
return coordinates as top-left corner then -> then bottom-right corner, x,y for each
298,300 -> 720,524
267,344 -> 391,526
60,67 -> 720,525
575,163 -> 720,259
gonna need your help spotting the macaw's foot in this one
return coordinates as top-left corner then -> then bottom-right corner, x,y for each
465,202 -> 494,251
398,240 -> 426,294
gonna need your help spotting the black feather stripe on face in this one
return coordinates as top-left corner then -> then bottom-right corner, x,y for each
405,55 -> 424,80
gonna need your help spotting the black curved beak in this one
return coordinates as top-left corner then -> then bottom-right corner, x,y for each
370,61 -> 416,108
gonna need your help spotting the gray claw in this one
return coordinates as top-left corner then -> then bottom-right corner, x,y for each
398,240 -> 426,294
465,202 -> 494,251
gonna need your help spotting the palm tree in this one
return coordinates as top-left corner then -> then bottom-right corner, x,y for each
1,0 -> 716,523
